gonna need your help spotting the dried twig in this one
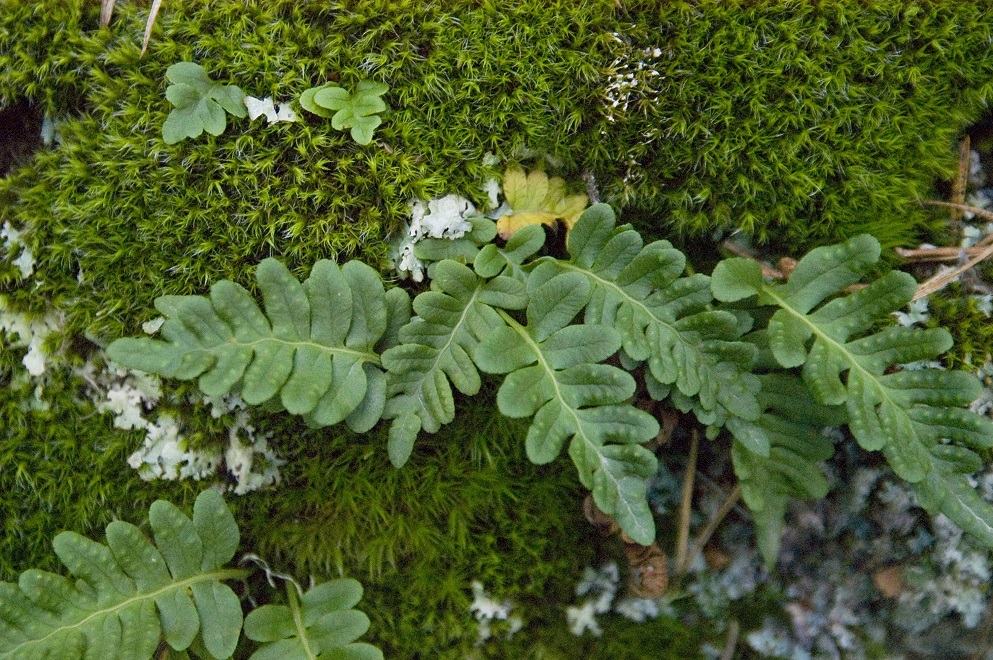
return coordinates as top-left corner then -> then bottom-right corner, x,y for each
895,245 -> 993,263
948,136 -> 971,235
923,200 -> 993,225
719,619 -> 741,660
720,241 -> 785,279
913,240 -> 993,301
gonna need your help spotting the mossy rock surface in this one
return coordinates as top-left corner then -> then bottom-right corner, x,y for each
3,0 -> 993,656
2,0 -> 991,340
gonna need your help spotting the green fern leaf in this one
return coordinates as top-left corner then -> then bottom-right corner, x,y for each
712,235 -> 993,547
473,223 -> 546,281
243,579 -> 383,660
475,271 -> 660,544
107,259 -> 402,432
731,374 -> 845,567
914,445 -> 993,547
536,204 -> 764,449
0,490 -> 251,660
381,260 -> 527,466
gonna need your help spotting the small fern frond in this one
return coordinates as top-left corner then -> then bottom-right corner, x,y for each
0,490 -> 251,660
243,579 -> 383,660
474,271 -> 660,544
381,259 -> 528,466
107,258 -> 406,433
732,374 -> 845,566
712,235 -> 993,547
473,223 -> 547,282
538,204 -> 764,449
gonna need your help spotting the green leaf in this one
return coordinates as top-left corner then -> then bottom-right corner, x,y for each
108,259 -> 390,430
725,234 -> 993,550
382,260 -> 526,462
0,490 -> 250,659
244,580 -> 382,660
476,274 -> 660,544
303,80 -> 389,145
540,203 -> 762,445
709,258 -> 764,302
731,374 -> 842,567
914,445 -> 993,547
162,62 -> 245,144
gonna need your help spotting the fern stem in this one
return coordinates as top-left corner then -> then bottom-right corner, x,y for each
674,430 -> 698,576
286,580 -> 318,660
687,483 -> 741,570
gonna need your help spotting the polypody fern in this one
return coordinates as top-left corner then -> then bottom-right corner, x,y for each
0,490 -> 382,660
106,206 -> 993,562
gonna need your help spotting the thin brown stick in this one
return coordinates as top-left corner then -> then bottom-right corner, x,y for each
686,483 -> 742,570
100,0 -> 116,27
674,430 -> 699,575
923,200 -> 993,225
914,239 -> 993,300
949,136 -> 970,232
895,245 -> 993,263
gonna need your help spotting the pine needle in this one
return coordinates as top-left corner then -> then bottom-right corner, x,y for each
141,0 -> 164,56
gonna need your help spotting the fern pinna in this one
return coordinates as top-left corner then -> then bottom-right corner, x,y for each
0,490 -> 383,660
105,206 -> 993,560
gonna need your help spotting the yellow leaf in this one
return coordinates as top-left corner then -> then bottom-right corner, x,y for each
496,210 -> 558,240
497,166 -> 589,239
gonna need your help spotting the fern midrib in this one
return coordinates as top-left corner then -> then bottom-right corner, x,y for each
3,567 -> 252,657
557,262 -> 711,391
413,285 -> 482,415
495,309 -> 641,525
286,581 -> 317,660
221,336 -> 381,366
760,285 -> 925,476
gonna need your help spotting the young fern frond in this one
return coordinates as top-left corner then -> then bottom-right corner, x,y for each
536,204 -> 765,451
712,235 -> 993,547
474,271 -> 660,544
380,260 -> 528,466
0,490 -> 250,660
243,579 -> 383,660
733,374 -> 845,567
106,258 -> 408,433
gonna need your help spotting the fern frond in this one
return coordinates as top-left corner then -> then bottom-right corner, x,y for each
0,490 -> 251,660
536,204 -> 764,450
712,235 -> 993,547
243,579 -> 383,660
381,260 -> 528,466
107,258 -> 406,433
473,223 -> 547,283
732,374 -> 845,566
474,271 -> 660,544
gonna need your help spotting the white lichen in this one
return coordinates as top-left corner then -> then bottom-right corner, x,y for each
244,96 -> 298,124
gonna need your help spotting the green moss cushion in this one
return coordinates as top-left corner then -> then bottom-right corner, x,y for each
2,0 -> 991,340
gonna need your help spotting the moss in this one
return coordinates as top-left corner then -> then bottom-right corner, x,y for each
1,0 -> 991,342
590,0 -> 993,259
925,283 -> 993,371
